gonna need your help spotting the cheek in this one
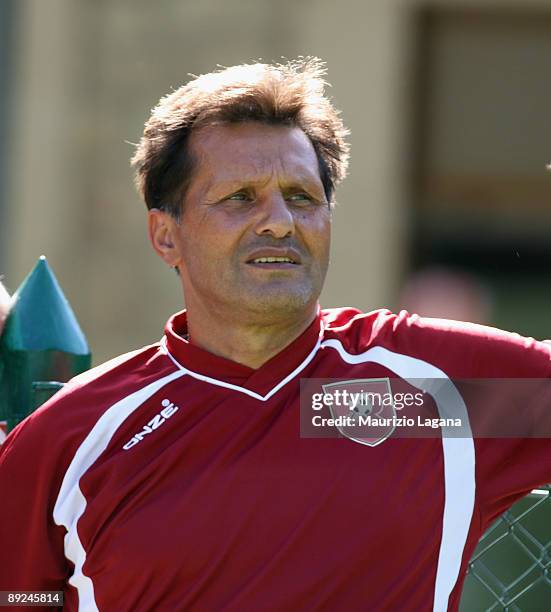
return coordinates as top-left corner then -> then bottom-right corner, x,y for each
178,220 -> 238,271
181,236 -> 220,270
304,215 -> 331,257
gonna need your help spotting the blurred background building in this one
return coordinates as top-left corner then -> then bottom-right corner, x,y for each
0,0 -> 550,364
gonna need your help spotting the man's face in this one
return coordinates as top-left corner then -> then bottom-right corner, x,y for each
150,122 -> 331,323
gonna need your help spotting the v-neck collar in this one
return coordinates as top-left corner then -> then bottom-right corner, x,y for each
162,308 -> 324,397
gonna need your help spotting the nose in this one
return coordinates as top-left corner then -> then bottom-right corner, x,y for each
254,192 -> 295,239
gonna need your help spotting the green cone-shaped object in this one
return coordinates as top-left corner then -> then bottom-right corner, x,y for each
0,256 -> 91,430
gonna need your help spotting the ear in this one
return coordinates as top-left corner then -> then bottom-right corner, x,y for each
148,209 -> 181,268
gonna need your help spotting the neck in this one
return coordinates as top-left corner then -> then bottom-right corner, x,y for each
184,303 -> 319,369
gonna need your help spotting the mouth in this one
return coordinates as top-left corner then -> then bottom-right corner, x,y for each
246,257 -> 300,270
249,256 -> 298,265
245,249 -> 303,268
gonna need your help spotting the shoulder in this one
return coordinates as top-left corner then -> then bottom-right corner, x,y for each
2,341 -> 177,461
0,340 -> 184,534
321,306 -> 551,377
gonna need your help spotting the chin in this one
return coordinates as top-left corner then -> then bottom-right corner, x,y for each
239,288 -> 318,319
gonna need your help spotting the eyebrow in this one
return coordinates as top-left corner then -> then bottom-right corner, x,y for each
205,175 -> 326,197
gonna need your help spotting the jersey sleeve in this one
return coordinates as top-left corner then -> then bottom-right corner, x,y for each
361,311 -> 551,527
0,344 -> 167,609
0,409 -> 71,600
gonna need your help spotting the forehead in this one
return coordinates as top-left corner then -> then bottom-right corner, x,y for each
188,123 -> 321,185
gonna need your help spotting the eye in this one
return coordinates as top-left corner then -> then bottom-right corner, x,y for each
226,192 -> 250,201
287,192 -> 327,207
287,193 -> 312,202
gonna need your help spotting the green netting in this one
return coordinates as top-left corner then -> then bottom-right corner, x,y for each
460,486 -> 551,611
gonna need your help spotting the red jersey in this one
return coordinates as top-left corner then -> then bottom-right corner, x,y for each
2,307 -> 551,611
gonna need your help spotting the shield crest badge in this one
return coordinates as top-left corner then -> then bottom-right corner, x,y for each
322,378 -> 396,447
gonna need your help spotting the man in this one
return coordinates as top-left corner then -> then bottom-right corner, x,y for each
398,267 -> 492,324
1,58 -> 551,612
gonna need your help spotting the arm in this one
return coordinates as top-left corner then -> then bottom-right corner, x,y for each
0,414 -> 70,602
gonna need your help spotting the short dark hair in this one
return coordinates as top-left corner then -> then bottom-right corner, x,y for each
131,58 -> 349,219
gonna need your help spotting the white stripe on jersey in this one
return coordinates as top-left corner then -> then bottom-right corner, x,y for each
321,340 -> 475,612
53,369 -> 186,612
